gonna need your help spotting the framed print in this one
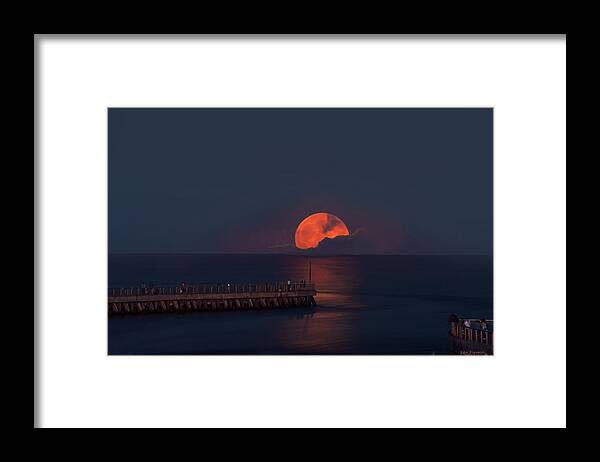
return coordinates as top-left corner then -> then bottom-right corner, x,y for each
35,35 -> 566,428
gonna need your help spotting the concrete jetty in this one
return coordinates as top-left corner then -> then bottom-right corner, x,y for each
108,282 -> 317,316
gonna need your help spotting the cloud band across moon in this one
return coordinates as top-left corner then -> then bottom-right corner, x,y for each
294,212 -> 350,250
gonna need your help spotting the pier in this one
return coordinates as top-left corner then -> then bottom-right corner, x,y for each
108,282 -> 317,316
448,314 -> 494,355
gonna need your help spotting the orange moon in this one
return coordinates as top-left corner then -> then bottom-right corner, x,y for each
294,212 -> 350,250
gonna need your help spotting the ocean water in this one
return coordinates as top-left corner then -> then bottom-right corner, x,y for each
108,254 -> 492,355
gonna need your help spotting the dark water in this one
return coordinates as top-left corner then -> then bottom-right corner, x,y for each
108,254 -> 493,355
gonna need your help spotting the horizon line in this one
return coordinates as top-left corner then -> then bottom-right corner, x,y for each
108,252 -> 493,257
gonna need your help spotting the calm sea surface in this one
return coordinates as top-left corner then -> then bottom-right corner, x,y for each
108,254 -> 492,355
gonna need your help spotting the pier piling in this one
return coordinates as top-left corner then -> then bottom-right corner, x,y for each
448,314 -> 493,355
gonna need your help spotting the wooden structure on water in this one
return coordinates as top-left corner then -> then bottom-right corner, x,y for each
448,314 -> 493,355
108,282 -> 317,316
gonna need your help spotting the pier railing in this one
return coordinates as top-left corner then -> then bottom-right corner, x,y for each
108,281 -> 317,315
108,282 -> 315,297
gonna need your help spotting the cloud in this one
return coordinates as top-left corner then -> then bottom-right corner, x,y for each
267,243 -> 296,250
350,227 -> 366,237
323,213 -> 342,234
305,227 -> 369,255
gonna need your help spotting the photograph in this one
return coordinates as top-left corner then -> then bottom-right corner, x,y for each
108,107 -> 493,355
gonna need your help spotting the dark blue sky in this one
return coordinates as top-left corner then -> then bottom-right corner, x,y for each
108,108 -> 492,255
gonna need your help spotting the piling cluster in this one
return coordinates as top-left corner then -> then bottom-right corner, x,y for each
448,314 -> 493,355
